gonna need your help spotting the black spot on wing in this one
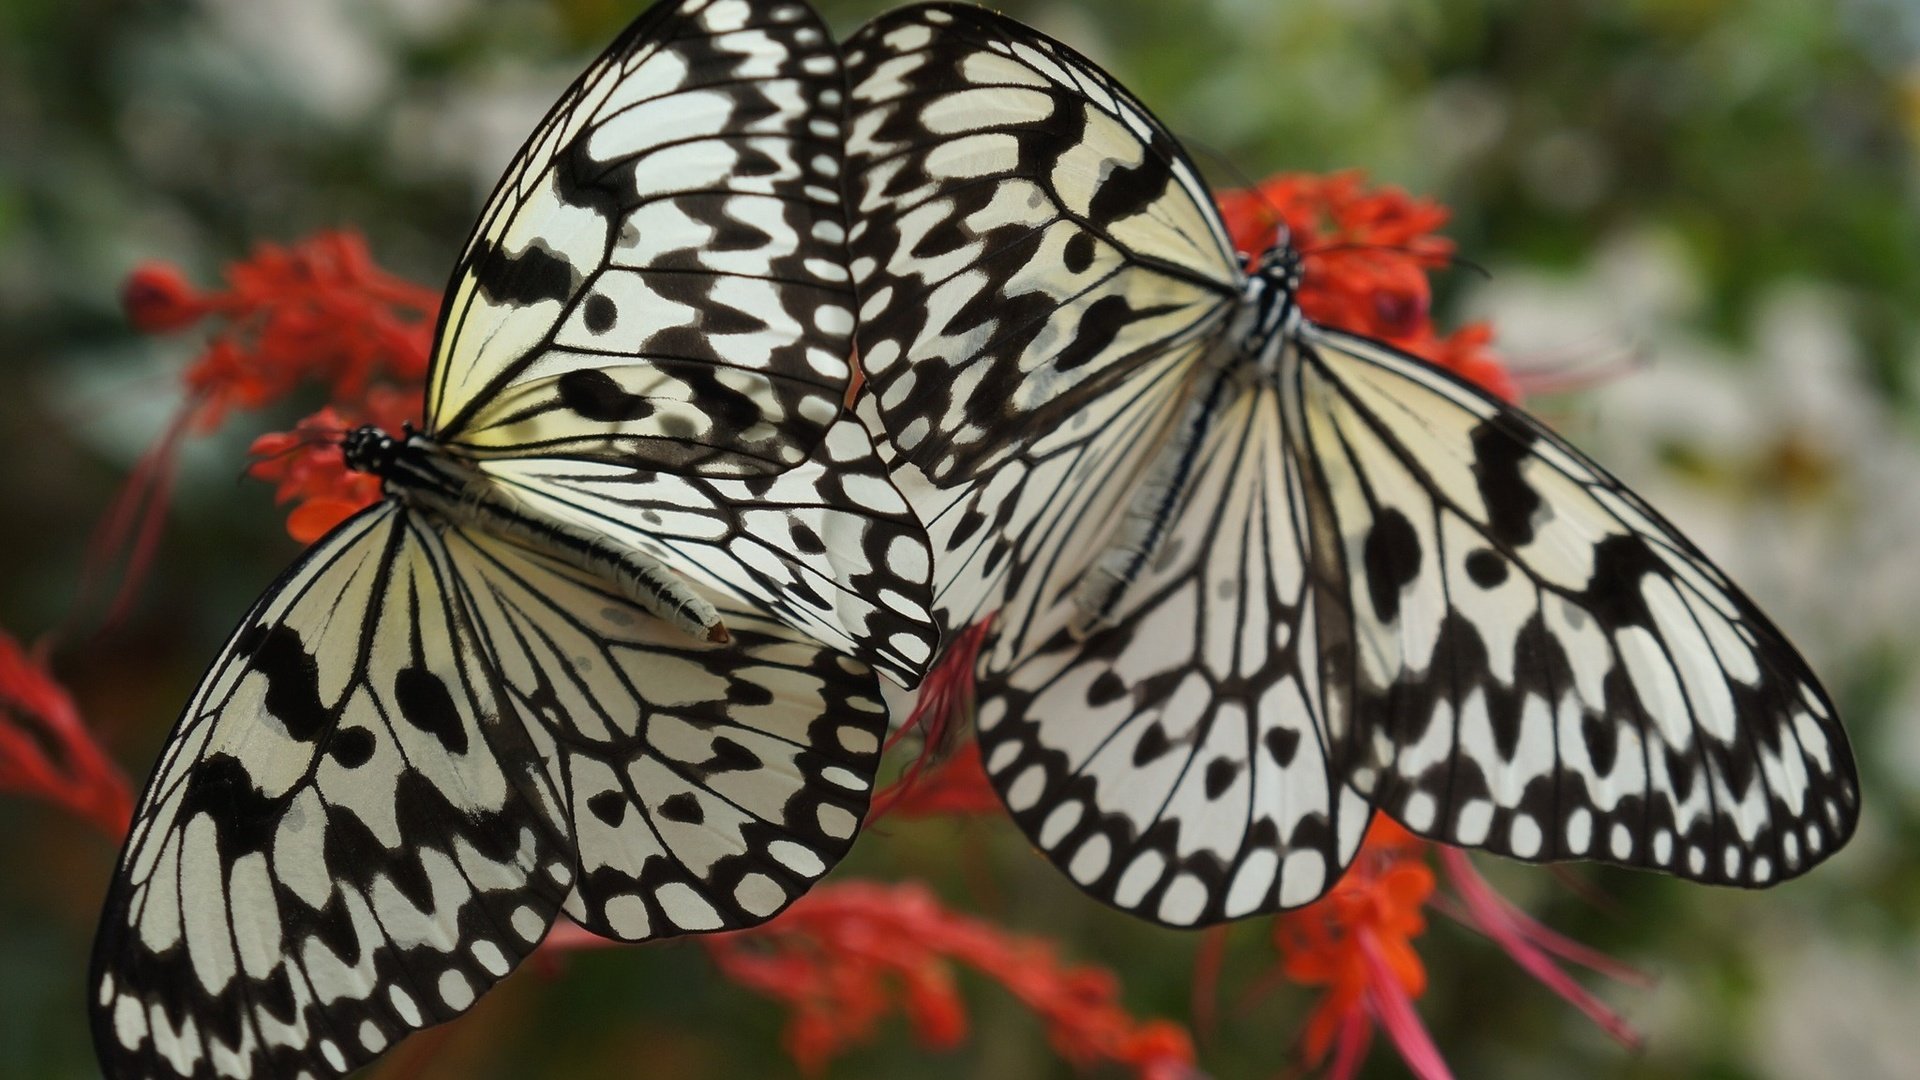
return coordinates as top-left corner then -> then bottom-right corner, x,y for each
394,665 -> 469,755
699,737 -> 762,776
329,727 -> 377,769
1063,231 -> 1096,274
246,624 -> 330,742
1465,548 -> 1508,588
472,240 -> 579,307
559,368 -> 656,423
1085,127 -> 1180,225
1088,671 -> 1127,706
1584,535 -> 1662,627
1203,758 -> 1238,799
1263,726 -> 1301,767
1665,746 -> 1696,803
681,366 -> 763,433
791,523 -> 825,555
178,755 -> 281,855
1472,421 -> 1543,546
254,967 -> 299,1026
583,293 -> 617,333
1588,668 -> 1637,774
1051,293 -> 1137,373
1132,723 -> 1172,766
588,790 -> 628,827
1363,509 -> 1422,622
659,793 -> 705,825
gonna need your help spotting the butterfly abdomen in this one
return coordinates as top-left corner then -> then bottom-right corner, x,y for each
1069,264 -> 1308,634
1072,365 -> 1243,636
373,434 -> 730,643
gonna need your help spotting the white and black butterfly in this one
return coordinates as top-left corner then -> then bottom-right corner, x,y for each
843,2 -> 1857,927
91,2 -> 937,1077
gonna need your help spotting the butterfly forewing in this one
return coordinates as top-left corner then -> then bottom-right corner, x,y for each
844,2 -> 1241,485
1295,325 -> 1858,884
91,505 -> 573,1080
419,0 -> 937,684
428,0 -> 856,477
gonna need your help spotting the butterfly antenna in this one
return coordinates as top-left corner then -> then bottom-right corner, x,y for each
1304,239 -> 1493,281
233,423 -> 352,484
1178,134 -> 1287,240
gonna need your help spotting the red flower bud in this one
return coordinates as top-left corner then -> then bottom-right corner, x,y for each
121,262 -> 209,333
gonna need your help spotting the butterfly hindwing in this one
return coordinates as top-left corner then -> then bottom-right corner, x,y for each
1296,325 -> 1859,884
476,416 -> 937,686
443,526 -> 889,940
845,2 -> 1242,485
975,374 -> 1371,925
92,502 -> 902,1079
91,505 -> 572,1080
427,0 -> 856,476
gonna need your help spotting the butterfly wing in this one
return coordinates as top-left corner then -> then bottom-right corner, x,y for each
91,505 -> 573,1080
844,2 -> 1243,487
477,416 -> 937,687
975,374 -> 1372,925
442,525 -> 889,939
842,5 -> 1375,923
92,501 -> 898,1078
1295,323 -> 1859,884
419,0 -> 938,683
426,0 -> 855,476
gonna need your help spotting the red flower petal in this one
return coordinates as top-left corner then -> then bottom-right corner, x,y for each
0,631 -> 133,838
121,262 -> 209,333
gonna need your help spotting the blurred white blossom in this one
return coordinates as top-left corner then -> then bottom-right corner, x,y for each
1752,937 -> 1920,1080
1468,232 -> 1920,693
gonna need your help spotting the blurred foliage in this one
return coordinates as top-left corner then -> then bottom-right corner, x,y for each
1,0 -> 1916,1078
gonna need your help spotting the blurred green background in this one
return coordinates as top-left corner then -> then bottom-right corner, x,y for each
3,0 -> 1917,1076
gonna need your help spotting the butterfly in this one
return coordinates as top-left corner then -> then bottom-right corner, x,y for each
90,2 -> 938,1077
842,2 -> 1857,927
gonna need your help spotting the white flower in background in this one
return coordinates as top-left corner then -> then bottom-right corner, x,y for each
201,0 -> 397,123
1466,231 -> 1920,692
1750,936 -> 1920,1080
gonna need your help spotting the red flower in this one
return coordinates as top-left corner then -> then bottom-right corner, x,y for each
98,232 -> 438,600
121,263 -> 211,333
1257,820 -> 1647,1079
1273,820 -> 1450,1079
869,617 -> 999,822
248,388 -> 420,544
122,231 -> 437,433
1217,171 -> 1516,402
549,882 -> 1197,1078
0,629 -> 132,839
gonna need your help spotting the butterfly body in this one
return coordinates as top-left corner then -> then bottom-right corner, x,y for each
1073,240 -> 1310,635
342,425 -> 730,643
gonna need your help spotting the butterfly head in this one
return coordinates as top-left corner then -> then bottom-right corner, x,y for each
1238,237 -> 1307,374
1253,235 -> 1306,296
342,424 -> 407,476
